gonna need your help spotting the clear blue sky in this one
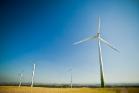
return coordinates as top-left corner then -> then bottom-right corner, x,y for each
0,0 -> 139,85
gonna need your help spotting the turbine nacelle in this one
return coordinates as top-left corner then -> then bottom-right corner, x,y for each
96,32 -> 100,37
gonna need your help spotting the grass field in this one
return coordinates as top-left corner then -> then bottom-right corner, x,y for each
0,86 -> 139,93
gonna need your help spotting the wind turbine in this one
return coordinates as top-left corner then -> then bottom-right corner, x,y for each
67,68 -> 72,88
70,69 -> 72,88
73,16 -> 119,87
18,72 -> 23,87
31,63 -> 36,87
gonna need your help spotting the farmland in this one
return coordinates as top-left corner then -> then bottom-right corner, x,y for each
0,86 -> 139,93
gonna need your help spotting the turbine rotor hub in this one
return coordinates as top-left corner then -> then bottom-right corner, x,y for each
97,33 -> 100,37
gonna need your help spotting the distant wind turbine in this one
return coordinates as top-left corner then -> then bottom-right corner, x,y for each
73,16 -> 119,87
67,68 -> 73,88
70,69 -> 72,88
18,72 -> 23,87
31,64 -> 36,87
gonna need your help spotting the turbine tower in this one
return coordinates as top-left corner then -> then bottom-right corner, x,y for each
67,68 -> 72,88
31,64 -> 36,87
73,16 -> 119,87
18,72 -> 23,87
70,69 -> 72,88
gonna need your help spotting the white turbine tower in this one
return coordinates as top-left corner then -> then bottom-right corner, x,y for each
70,69 -> 72,88
67,68 -> 72,88
31,63 -> 36,87
18,72 -> 23,87
73,16 -> 119,87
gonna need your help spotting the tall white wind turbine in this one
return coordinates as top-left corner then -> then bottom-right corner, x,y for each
18,72 -> 23,87
31,64 -> 36,87
67,68 -> 73,88
73,16 -> 119,87
70,69 -> 72,88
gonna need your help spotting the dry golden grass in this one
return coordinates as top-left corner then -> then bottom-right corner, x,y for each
0,86 -> 139,93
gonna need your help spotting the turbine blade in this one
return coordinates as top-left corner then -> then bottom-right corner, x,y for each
73,35 -> 97,45
97,16 -> 101,33
99,37 -> 119,52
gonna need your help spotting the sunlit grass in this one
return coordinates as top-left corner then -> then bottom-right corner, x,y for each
0,86 -> 139,93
